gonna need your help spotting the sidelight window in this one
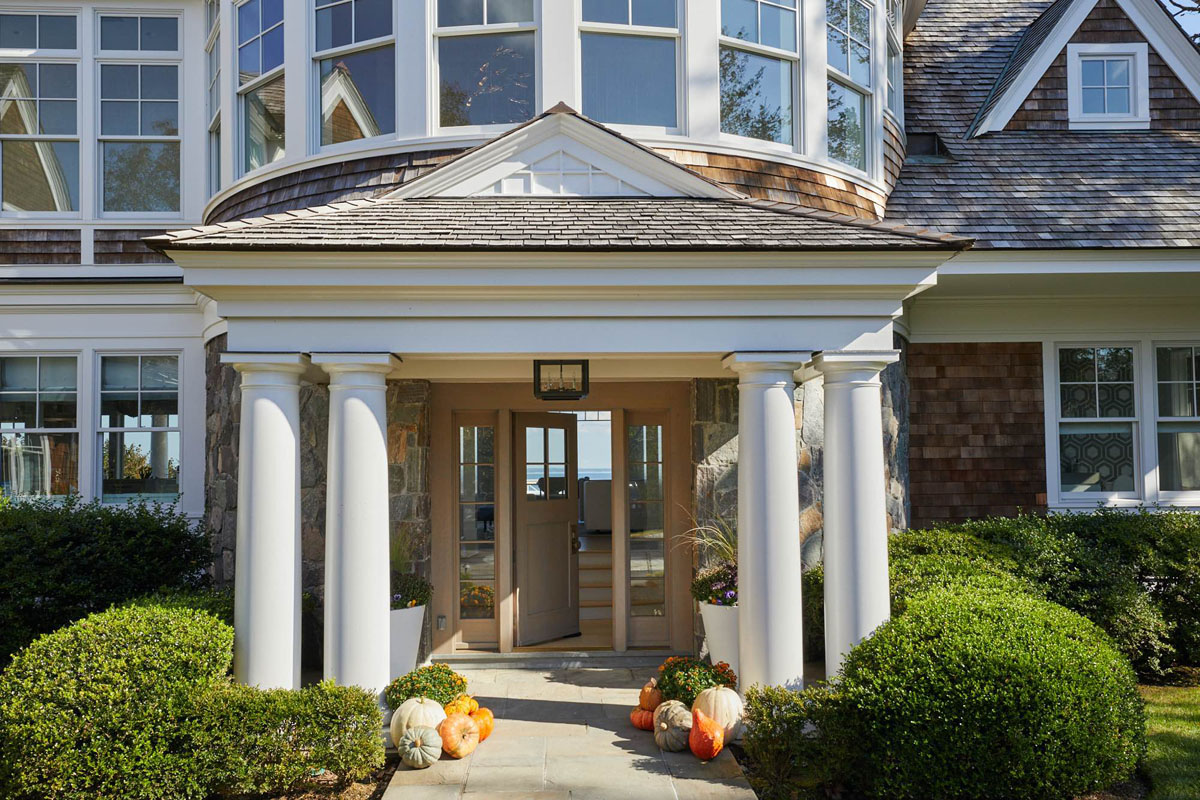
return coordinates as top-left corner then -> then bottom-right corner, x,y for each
458,424 -> 496,620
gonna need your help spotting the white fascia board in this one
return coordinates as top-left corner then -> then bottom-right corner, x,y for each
384,113 -> 737,200
939,248 -> 1200,275
973,0 -> 1100,137
1116,0 -> 1200,105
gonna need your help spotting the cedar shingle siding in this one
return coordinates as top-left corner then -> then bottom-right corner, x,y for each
0,229 -> 81,265
908,342 -> 1048,528
94,230 -> 173,265
883,115 -> 906,191
1008,0 -> 1200,131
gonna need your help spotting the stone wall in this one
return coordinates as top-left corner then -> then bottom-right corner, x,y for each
387,381 -> 434,660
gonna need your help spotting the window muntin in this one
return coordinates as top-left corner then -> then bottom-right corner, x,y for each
0,14 -> 77,51
458,425 -> 496,620
1057,346 -> 1138,496
828,79 -> 866,170
721,0 -> 796,53
628,423 -> 665,618
99,63 -> 181,213
1080,57 -> 1131,116
0,62 -> 79,213
580,1 -> 679,129
99,16 -> 178,53
99,354 -> 180,504
0,356 -> 78,499
237,0 -> 284,85
316,0 -> 393,51
827,0 -> 872,87
1156,346 -> 1200,494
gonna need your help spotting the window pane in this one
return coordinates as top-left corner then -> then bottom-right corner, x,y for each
38,16 -> 77,50
101,430 -> 180,502
1061,384 -> 1097,418
461,464 -> 495,502
262,25 -> 284,73
459,504 -> 495,541
630,461 -> 663,501
1097,347 -> 1133,382
1081,59 -> 1105,87
1159,424 -> 1200,492
583,0 -> 628,24
1106,87 -> 1130,115
101,64 -> 137,99
238,0 -> 261,43
238,39 -> 261,82
849,0 -> 870,39
1059,424 -> 1135,494
1106,59 -> 1129,86
38,100 -> 75,135
827,27 -> 848,73
547,463 -> 567,497
1081,87 -> 1105,114
2,140 -> 79,212
0,15 -> 37,49
721,0 -> 757,41
320,45 -> 396,145
0,63 -> 35,100
460,543 -> 495,581
1,432 -> 78,497
1098,383 -> 1135,418
141,65 -> 178,100
582,34 -> 677,127
460,580 -> 494,618
720,46 -> 792,144
526,426 -> 544,461
39,357 -> 76,391
460,425 -> 494,464
1158,347 -> 1196,383
851,41 -> 871,85
39,64 -> 75,98
632,0 -> 676,27
100,393 -> 138,428
141,355 -> 179,390
1159,383 -> 1196,418
100,16 -> 138,50
103,142 -> 180,213
438,0 -> 484,27
1059,348 -> 1095,382
101,355 -> 139,390
628,424 -> 662,463
826,0 -> 847,31
0,357 -> 37,391
39,393 -> 76,428
140,392 -> 178,427
244,75 -> 286,172
141,102 -> 179,136
0,394 -> 36,428
439,32 -> 535,126
101,102 -> 138,135
263,0 -> 284,28
488,0 -> 535,24
140,17 -> 178,51
316,2 -> 353,51
828,80 -> 866,170
356,0 -> 394,37
548,427 -> 566,462
761,4 -> 796,51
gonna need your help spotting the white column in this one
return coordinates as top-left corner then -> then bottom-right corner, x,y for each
223,353 -> 308,690
312,354 -> 399,705
814,350 -> 900,676
723,351 -> 811,691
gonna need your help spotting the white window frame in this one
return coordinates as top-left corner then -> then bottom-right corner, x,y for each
0,10 -> 82,220
716,0 -> 801,153
825,0 -> 874,177
311,0 -> 398,154
0,353 -> 81,501
432,1 -> 540,137
578,0 -> 684,138
236,0 -> 285,177
207,14 -> 221,198
1066,42 -> 1150,131
1153,341 -> 1200,504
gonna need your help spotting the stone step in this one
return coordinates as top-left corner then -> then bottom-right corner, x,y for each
433,649 -> 688,670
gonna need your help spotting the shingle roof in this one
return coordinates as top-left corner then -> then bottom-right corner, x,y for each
886,0 -> 1200,249
149,197 -> 968,252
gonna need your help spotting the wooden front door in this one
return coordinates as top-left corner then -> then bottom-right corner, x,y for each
513,412 -> 580,646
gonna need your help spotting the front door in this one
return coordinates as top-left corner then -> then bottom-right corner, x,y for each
514,412 -> 580,646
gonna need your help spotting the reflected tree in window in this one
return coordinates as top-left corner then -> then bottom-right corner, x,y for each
439,33 -> 534,127
102,142 -> 180,212
828,80 -> 865,170
719,45 -> 787,143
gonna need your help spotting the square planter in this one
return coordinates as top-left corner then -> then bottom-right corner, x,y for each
390,604 -> 426,679
699,601 -> 739,677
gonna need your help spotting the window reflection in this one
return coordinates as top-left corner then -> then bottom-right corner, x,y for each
438,32 -> 535,127
720,46 -> 792,144
581,34 -> 677,128
628,424 -> 665,618
244,74 -> 285,171
320,46 -> 396,145
828,80 -> 866,170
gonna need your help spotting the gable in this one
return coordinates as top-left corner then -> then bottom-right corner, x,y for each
474,150 -> 651,197
1007,0 -> 1200,130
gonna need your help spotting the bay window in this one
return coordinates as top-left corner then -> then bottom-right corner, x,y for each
1056,346 -> 1138,497
99,354 -> 181,504
435,0 -> 536,128
827,0 -> 871,171
207,7 -> 221,197
238,0 -> 285,172
581,0 -> 679,129
0,356 -> 78,499
315,0 -> 396,146
1156,346 -> 1200,494
719,0 -> 797,145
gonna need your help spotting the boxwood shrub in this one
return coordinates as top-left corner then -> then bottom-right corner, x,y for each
0,605 -> 233,800
0,498 -> 209,663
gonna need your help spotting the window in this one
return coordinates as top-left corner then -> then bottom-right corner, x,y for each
628,423 -> 665,618
435,0 -> 536,128
1067,43 -> 1149,130
0,62 -> 80,213
1156,346 -> 1200,494
1057,346 -> 1138,496
827,0 -> 871,86
238,0 -> 285,172
0,13 -> 76,50
207,15 -> 222,196
458,424 -> 495,620
98,62 -> 181,213
719,0 -> 796,145
0,356 -> 78,499
99,355 -> 180,503
828,79 -> 866,170
315,0 -> 396,146
581,0 -> 679,128
827,0 -> 872,171
886,39 -> 899,113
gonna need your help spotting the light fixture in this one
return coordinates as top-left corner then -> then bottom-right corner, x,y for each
533,360 -> 589,401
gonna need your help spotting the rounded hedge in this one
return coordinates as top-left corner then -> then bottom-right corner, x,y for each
825,587 -> 1146,800
0,605 -> 234,800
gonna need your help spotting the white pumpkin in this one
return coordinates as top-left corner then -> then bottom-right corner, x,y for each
692,686 -> 744,741
390,697 -> 447,746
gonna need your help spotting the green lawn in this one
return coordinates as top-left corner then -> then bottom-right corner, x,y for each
1141,686 -> 1200,800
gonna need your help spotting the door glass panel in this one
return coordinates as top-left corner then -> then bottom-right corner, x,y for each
548,427 -> 565,463
458,424 -> 496,620
628,424 -> 665,617
547,462 -> 567,498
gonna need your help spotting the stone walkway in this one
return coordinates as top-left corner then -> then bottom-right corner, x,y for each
384,667 -> 758,799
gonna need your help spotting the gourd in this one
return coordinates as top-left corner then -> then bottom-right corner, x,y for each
692,686 -> 744,741
652,700 -> 692,751
445,693 -> 480,716
630,706 -> 655,731
399,725 -> 442,769
438,712 -> 481,758
639,677 -> 664,711
689,708 -> 724,760
390,697 -> 447,746
471,707 -> 495,742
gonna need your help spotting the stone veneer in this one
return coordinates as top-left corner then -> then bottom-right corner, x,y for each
204,336 -> 433,664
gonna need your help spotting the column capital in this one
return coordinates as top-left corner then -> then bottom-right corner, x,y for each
221,353 -> 309,387
311,353 -> 402,380
813,350 -> 900,382
722,351 -> 813,379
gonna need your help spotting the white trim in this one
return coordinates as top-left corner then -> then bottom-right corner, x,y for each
1066,42 -> 1149,130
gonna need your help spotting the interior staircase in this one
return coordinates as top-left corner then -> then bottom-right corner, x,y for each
578,533 -> 613,622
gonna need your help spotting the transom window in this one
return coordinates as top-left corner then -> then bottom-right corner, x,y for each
99,355 -> 181,504
1156,346 -> 1200,494
315,0 -> 396,146
0,14 -> 76,51
1057,346 -> 1137,496
99,15 -> 178,53
0,356 -> 79,499
827,0 -> 872,172
435,0 -> 536,128
719,0 -> 797,145
582,0 -> 679,129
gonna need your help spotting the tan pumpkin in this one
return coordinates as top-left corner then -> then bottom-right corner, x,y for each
390,697 -> 447,746
438,712 -> 481,759
638,677 -> 664,711
652,700 -> 692,751
630,706 -> 655,731
689,708 -> 724,761
692,685 -> 744,741
471,707 -> 495,742
445,693 -> 479,716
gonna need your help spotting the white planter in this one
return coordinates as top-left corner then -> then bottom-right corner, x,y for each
389,605 -> 426,679
699,602 -> 739,678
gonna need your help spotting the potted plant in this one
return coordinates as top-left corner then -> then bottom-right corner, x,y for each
691,562 -> 739,676
391,573 -> 432,679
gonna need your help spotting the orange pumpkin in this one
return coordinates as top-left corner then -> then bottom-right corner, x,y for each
445,693 -> 479,716
470,707 -> 495,742
689,708 -> 724,760
630,706 -> 655,731
437,712 -> 480,759
638,678 -> 664,712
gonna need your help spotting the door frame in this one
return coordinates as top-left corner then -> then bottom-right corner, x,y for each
430,380 -> 692,655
